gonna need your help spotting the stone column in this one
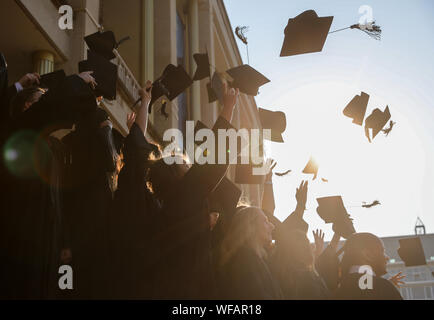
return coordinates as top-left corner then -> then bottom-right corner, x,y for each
154,0 -> 178,137
142,0 -> 154,84
189,0 -> 201,122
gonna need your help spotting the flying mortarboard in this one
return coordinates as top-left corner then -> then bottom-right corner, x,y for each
207,82 -> 218,103
398,237 -> 427,267
316,196 -> 356,239
209,177 -> 242,216
258,108 -> 286,143
79,50 -> 118,100
343,92 -> 369,126
211,72 -> 226,104
84,30 -> 130,61
226,64 -> 270,96
280,10 -> 334,57
364,106 -> 391,142
193,52 -> 211,81
40,70 -> 66,92
302,157 -> 319,180
147,64 -> 193,112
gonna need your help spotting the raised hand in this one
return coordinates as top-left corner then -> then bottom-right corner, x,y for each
135,80 -> 153,135
295,180 -> 308,211
389,272 -> 406,288
265,159 -> 277,182
126,112 -> 136,131
18,72 -> 40,88
138,80 -> 153,109
78,71 -> 97,90
223,82 -> 239,110
313,229 -> 325,258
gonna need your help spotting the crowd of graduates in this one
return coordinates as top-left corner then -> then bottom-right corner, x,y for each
0,66 -> 404,300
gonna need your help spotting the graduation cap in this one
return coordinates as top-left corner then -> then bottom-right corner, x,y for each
329,21 -> 382,41
210,72 -> 225,104
302,157 -> 319,180
79,50 -> 118,100
40,70 -> 66,91
193,53 -> 211,81
258,108 -> 286,143
398,237 -> 426,267
209,177 -> 242,216
280,10 -> 333,57
235,162 -> 267,185
84,30 -> 130,61
226,64 -> 270,96
207,82 -> 218,103
316,196 -> 356,239
364,106 -> 391,142
133,64 -> 193,113
343,92 -> 369,126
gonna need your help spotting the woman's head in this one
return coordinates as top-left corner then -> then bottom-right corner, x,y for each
146,154 -> 191,203
340,232 -> 389,276
220,207 -> 275,264
277,230 -> 314,271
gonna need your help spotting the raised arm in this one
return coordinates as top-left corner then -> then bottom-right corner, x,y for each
135,81 -> 152,135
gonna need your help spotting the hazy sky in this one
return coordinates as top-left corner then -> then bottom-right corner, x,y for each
224,0 -> 434,240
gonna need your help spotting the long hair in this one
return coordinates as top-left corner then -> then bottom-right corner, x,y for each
219,206 -> 264,267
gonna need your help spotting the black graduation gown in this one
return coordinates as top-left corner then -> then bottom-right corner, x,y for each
315,245 -> 340,292
334,273 -> 403,300
61,109 -> 117,299
0,75 -> 97,299
109,123 -> 161,299
276,266 -> 330,300
271,210 -> 329,299
150,116 -> 233,300
220,245 -> 283,300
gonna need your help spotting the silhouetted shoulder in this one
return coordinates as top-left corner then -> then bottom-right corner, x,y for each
335,274 -> 403,300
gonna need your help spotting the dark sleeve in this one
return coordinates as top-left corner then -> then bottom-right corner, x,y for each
0,85 -> 17,125
262,179 -> 276,216
179,116 -> 233,205
14,75 -> 97,131
315,245 -> 340,291
281,212 -> 309,234
377,278 -> 403,300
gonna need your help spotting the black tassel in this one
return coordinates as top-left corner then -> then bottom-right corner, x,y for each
275,169 -> 292,177
235,26 -> 248,45
235,26 -> 250,64
362,200 -> 381,208
350,21 -> 382,40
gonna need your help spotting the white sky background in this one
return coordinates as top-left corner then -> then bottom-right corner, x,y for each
224,0 -> 434,241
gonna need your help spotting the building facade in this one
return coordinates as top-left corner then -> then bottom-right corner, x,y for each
382,233 -> 434,300
0,0 -> 264,205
